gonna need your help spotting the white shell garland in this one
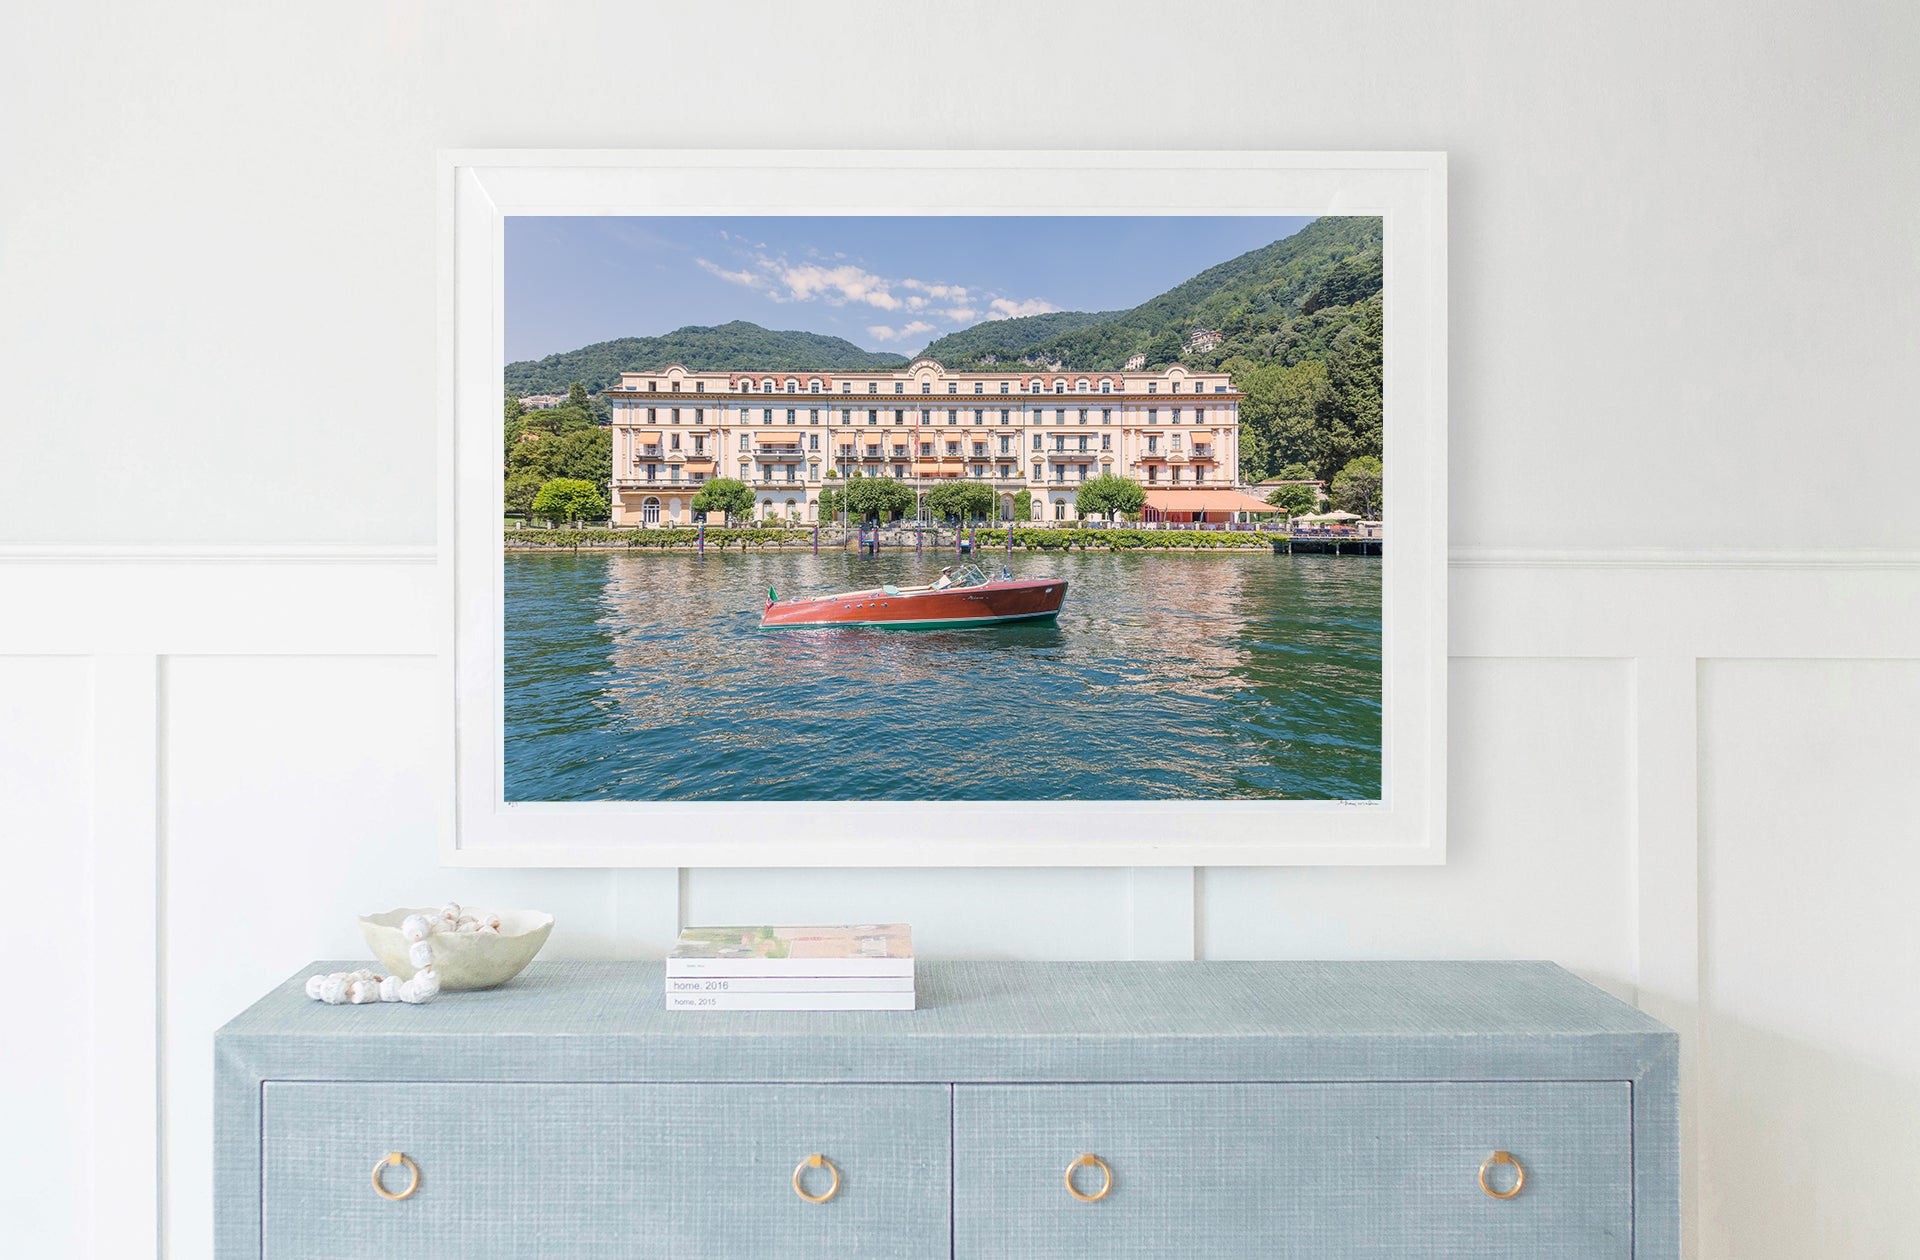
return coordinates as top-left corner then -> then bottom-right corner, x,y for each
306,903 -> 483,1007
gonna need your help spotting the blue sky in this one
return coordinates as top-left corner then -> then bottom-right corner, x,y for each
505,215 -> 1316,362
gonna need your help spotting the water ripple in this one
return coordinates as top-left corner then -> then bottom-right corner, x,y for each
505,548 -> 1381,801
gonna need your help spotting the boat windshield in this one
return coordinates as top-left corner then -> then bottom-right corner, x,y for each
950,564 -> 989,588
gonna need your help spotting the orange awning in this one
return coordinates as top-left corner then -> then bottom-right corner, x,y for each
632,430 -> 663,442
1143,489 -> 1280,514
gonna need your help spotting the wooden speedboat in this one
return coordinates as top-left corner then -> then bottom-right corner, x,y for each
760,564 -> 1067,630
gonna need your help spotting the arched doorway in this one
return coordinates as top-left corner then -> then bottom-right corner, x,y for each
642,497 -> 660,526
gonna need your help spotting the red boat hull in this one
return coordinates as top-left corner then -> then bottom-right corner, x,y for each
760,577 -> 1067,629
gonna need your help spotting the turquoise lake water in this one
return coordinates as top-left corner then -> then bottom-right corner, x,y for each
503,548 -> 1382,801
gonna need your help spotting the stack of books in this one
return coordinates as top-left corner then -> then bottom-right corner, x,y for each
664,924 -> 914,1011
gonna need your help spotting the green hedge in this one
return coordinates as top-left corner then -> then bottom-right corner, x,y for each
505,526 -> 814,549
973,527 -> 1271,551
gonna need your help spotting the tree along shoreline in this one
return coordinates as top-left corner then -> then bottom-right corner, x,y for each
505,526 -> 1282,552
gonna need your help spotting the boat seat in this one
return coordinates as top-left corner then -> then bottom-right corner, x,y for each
881,584 -> 900,595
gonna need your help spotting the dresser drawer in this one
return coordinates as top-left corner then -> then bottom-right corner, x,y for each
953,1082 -> 1633,1258
260,1082 -> 949,1259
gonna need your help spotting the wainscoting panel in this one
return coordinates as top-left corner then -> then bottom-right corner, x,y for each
0,656 -> 96,1258
3,548 -> 1917,1259
1697,658 -> 1920,1257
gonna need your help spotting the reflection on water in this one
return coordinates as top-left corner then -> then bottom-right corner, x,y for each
504,548 -> 1381,801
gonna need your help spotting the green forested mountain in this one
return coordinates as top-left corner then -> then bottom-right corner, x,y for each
912,309 -> 1123,366
506,322 -> 908,395
918,217 -> 1381,375
917,217 -> 1384,484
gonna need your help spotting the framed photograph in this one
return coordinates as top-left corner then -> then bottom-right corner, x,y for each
442,150 -> 1446,866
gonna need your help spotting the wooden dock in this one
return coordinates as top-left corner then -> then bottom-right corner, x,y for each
1273,535 -> 1383,556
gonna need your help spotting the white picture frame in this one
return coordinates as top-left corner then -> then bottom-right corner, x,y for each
442,149 -> 1446,867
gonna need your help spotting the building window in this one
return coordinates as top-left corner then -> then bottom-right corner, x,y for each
1000,409 -> 1011,424
646,408 -> 656,422
763,409 -> 774,425
999,436 -> 1010,454
1032,433 -> 1042,450
1055,501 -> 1066,520
647,382 -> 657,392
947,382 -> 957,394
1054,381 -> 1064,393
1148,465 -> 1159,483
1000,382 -> 1009,394
868,410 -> 879,426
694,408 -> 704,423
670,433 -> 681,450
786,409 -> 796,425
1147,382 -> 1158,394
894,382 -> 903,393
1077,436 -> 1088,452
1101,434 -> 1111,450
1032,461 -> 1042,481
808,434 -> 819,451
810,381 -> 820,393
868,382 -> 878,394
1147,435 -> 1159,453
895,410 -> 905,425
947,410 -> 958,425
973,409 -> 983,425
1195,466 -> 1206,483
1172,467 -> 1182,484
1078,409 -> 1088,424
974,382 -> 983,394
1147,409 -> 1157,424
1172,381 -> 1181,394
921,381 -> 930,394
808,409 -> 819,425
693,437 -> 704,454
920,441 -> 932,456
1101,380 -> 1111,394
695,382 -> 705,393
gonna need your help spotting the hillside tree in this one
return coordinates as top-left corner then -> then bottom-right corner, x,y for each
1075,472 -> 1147,523
531,478 -> 608,524
1329,456 -> 1383,519
690,477 -> 755,525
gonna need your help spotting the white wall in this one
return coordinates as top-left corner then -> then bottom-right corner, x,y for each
3,3 -> 1917,1258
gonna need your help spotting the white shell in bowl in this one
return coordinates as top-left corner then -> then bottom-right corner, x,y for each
358,907 -> 554,991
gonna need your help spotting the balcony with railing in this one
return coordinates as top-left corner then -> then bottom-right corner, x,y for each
753,444 -> 806,461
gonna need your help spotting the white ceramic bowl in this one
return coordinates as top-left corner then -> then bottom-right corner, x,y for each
358,907 -> 555,991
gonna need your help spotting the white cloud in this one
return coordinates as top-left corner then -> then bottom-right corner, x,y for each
697,245 -> 1055,340
903,279 -> 972,301
987,296 -> 1060,320
867,320 -> 937,342
696,257 -> 761,288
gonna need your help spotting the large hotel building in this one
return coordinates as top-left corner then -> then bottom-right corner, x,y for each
605,359 -> 1262,527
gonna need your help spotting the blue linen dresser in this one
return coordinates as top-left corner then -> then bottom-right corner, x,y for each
215,960 -> 1679,1257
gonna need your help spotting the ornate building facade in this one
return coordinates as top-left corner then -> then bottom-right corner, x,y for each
605,358 -> 1244,527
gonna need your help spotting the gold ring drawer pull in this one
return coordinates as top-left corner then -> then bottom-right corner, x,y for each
1479,1150 -> 1524,1199
793,1153 -> 840,1203
1065,1153 -> 1112,1202
372,1152 -> 420,1201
